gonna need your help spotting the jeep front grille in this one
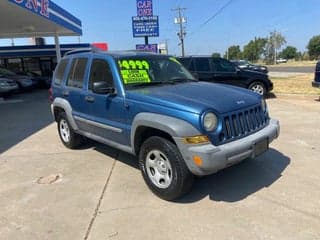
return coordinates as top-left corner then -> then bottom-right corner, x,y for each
218,106 -> 269,144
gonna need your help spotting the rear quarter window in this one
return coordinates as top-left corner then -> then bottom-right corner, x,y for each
54,58 -> 69,85
66,58 -> 88,88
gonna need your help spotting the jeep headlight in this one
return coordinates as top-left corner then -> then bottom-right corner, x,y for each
261,99 -> 267,112
203,112 -> 218,132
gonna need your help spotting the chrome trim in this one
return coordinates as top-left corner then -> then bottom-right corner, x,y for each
74,116 -> 123,133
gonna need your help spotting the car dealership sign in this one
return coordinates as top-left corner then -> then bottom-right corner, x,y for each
133,0 -> 159,38
136,44 -> 158,53
9,0 -> 50,18
136,0 -> 153,16
132,16 -> 159,37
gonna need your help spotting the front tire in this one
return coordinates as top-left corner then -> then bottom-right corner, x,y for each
248,81 -> 266,96
139,136 -> 194,201
57,112 -> 83,149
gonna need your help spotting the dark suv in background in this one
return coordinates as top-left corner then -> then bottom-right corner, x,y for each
230,60 -> 268,74
312,61 -> 320,88
178,56 -> 273,96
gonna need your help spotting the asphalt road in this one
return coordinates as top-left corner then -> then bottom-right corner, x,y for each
0,89 -> 53,153
268,66 -> 314,73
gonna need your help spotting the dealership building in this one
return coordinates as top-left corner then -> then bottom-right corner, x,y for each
0,0 -> 107,76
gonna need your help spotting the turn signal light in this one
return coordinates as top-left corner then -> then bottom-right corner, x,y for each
193,156 -> 203,166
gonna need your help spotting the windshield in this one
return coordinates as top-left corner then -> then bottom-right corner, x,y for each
237,60 -> 249,65
117,55 -> 196,88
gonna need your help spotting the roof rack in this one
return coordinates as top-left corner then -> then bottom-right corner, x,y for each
64,47 -> 101,56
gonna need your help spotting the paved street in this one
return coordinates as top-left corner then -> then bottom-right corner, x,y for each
268,66 -> 314,73
0,91 -> 320,240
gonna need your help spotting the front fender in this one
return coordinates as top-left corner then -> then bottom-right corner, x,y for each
131,112 -> 201,153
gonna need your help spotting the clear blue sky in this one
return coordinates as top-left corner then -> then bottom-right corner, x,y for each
1,0 -> 320,56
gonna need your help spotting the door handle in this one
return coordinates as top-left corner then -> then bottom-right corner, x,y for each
62,90 -> 69,97
85,96 -> 95,103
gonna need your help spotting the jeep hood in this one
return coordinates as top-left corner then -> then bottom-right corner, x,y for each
126,82 -> 261,114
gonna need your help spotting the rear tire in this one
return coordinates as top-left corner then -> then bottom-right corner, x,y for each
248,81 -> 266,96
139,136 -> 194,201
57,112 -> 83,149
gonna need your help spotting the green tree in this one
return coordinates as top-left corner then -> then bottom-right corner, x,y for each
224,45 -> 242,60
243,37 -> 267,62
279,46 -> 297,59
211,52 -> 221,58
266,30 -> 287,64
307,35 -> 320,60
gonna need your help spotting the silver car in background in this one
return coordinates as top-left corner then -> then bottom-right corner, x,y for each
0,78 -> 19,97
0,68 -> 34,91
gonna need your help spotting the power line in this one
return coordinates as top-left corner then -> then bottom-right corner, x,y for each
175,0 -> 183,8
189,0 -> 235,38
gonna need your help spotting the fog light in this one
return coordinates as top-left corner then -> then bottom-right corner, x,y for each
193,156 -> 203,166
183,135 -> 209,144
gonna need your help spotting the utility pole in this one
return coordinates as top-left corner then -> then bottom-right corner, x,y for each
172,7 -> 187,57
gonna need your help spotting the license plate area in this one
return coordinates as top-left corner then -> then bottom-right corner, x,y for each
254,138 -> 269,156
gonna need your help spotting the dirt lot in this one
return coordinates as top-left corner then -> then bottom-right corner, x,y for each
270,73 -> 320,95
0,91 -> 319,240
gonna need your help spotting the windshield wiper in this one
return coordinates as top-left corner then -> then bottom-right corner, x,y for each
169,78 -> 198,82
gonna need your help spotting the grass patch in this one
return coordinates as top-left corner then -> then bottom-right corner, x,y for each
271,73 -> 320,95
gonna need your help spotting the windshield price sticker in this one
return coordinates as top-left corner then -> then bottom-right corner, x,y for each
119,60 -> 151,84
118,60 -> 150,70
120,69 -> 151,84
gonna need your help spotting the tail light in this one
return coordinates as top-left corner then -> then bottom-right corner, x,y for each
48,88 -> 53,103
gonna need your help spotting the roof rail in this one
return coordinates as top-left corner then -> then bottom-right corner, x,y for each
64,47 -> 101,56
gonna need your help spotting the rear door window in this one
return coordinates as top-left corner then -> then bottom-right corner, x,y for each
213,59 -> 236,72
54,58 -> 68,85
194,58 -> 211,72
66,58 -> 88,88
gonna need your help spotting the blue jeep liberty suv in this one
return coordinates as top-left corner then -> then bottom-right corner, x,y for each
50,49 -> 280,200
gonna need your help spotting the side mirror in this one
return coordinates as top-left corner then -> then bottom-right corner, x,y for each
92,81 -> 116,95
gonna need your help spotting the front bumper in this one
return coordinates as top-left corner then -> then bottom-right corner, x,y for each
268,80 -> 274,91
175,119 -> 280,176
312,81 -> 320,88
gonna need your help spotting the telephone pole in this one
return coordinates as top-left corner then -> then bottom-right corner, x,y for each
172,7 -> 187,57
